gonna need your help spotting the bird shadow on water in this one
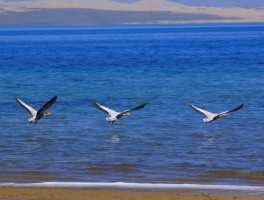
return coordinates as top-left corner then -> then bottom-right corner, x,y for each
191,122 -> 227,148
108,135 -> 121,144
23,136 -> 53,143
196,133 -> 222,148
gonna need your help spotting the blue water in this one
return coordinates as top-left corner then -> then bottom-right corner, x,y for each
0,24 -> 263,185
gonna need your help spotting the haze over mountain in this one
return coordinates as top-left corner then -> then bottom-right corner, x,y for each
0,0 -> 263,25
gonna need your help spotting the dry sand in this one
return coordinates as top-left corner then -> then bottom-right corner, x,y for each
0,187 -> 263,200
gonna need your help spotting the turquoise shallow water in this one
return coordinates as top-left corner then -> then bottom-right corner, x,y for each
0,24 -> 263,185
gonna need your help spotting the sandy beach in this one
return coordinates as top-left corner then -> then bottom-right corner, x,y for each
0,187 -> 263,200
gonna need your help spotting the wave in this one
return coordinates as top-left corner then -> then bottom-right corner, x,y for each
202,170 -> 264,182
0,182 -> 263,192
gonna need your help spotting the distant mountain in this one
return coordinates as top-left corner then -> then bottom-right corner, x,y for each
0,0 -> 263,25
0,8 -> 233,25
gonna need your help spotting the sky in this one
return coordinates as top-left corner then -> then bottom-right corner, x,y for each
171,0 -> 264,7
115,0 -> 264,7
1,0 -> 264,7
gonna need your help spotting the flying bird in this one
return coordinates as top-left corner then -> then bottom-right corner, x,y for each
190,103 -> 243,123
16,96 -> 57,124
94,102 -> 147,124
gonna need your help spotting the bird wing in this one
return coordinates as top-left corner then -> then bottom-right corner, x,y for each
190,103 -> 213,117
219,104 -> 244,116
16,98 -> 37,116
117,103 -> 147,119
94,102 -> 119,116
36,96 -> 57,119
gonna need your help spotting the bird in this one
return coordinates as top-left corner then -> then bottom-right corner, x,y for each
190,103 -> 243,123
16,96 -> 57,124
94,102 -> 147,124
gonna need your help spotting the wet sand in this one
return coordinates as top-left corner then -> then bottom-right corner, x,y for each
0,187 -> 263,200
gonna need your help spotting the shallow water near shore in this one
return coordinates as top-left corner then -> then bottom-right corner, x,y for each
0,23 -> 263,187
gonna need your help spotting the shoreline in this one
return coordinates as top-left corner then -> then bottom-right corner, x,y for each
0,182 -> 263,196
0,187 -> 263,200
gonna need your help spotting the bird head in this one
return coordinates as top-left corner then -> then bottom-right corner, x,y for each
203,118 -> 211,123
106,116 -> 117,121
44,112 -> 52,116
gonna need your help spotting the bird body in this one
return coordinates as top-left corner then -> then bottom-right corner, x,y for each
16,96 -> 57,124
94,102 -> 147,124
190,103 -> 243,123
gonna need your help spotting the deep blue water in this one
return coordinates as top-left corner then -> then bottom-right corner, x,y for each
0,24 -> 263,185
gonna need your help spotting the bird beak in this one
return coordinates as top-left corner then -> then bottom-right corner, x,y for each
45,112 -> 52,116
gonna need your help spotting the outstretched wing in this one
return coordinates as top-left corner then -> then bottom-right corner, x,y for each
36,96 -> 57,118
128,103 -> 147,112
16,98 -> 37,116
219,104 -> 244,116
117,103 -> 147,119
190,103 -> 213,117
94,102 -> 119,116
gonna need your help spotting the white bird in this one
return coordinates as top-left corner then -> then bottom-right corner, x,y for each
190,103 -> 243,123
16,96 -> 57,124
94,102 -> 147,124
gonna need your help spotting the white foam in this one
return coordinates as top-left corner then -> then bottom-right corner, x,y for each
0,182 -> 263,192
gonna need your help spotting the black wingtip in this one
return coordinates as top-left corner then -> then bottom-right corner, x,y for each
15,97 -> 22,104
51,96 -> 57,101
190,102 -> 195,107
140,103 -> 147,108
138,103 -> 147,110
